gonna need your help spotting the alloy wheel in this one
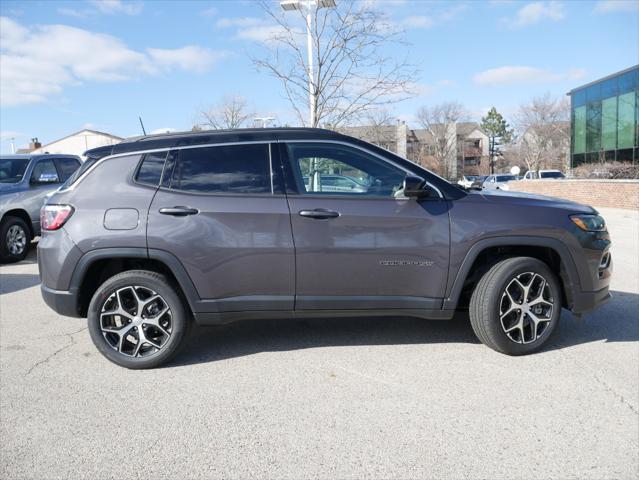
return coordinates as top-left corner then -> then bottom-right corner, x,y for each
100,286 -> 172,357
499,272 -> 554,344
6,225 -> 27,255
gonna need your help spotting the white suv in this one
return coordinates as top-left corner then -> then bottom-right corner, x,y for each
523,170 -> 566,180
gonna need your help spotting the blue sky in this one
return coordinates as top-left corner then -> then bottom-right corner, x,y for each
1,0 -> 638,153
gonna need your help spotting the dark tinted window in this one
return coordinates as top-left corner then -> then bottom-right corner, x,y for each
54,157 -> 80,181
136,152 -> 167,186
0,157 -> 30,184
171,144 -> 271,194
540,171 -> 565,179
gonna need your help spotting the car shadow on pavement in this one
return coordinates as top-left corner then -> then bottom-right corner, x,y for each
171,290 -> 639,367
0,273 -> 41,295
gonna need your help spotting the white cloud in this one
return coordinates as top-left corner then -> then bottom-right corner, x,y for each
88,0 -> 143,16
402,16 -> 435,28
594,0 -> 639,13
0,17 -> 226,107
59,0 -> 143,18
200,7 -> 218,17
399,4 -> 467,29
236,24 -> 288,42
473,66 -> 585,85
506,1 -> 565,28
147,46 -> 227,73
216,17 -> 262,28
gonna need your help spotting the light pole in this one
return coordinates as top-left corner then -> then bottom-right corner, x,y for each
280,0 -> 336,128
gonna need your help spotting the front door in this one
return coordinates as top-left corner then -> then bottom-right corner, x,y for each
147,143 -> 295,312
282,142 -> 450,311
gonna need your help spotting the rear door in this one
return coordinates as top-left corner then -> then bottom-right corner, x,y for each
282,141 -> 450,311
147,143 -> 295,312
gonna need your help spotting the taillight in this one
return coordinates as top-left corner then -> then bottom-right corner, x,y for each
41,204 -> 74,231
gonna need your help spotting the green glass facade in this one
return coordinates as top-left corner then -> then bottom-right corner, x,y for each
570,65 -> 639,167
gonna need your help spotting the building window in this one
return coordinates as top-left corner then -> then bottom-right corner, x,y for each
602,97 -> 617,151
586,102 -> 601,153
618,91 -> 636,149
573,105 -> 586,154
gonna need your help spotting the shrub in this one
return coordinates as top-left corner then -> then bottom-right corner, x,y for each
572,161 -> 639,179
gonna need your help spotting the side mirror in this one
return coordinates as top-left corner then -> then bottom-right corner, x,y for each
403,175 -> 430,198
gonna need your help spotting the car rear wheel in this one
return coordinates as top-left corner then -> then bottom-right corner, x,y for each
0,216 -> 31,263
469,257 -> 561,355
87,270 -> 190,369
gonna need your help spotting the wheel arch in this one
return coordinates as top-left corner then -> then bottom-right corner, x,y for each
70,248 -> 200,318
2,209 -> 34,238
444,236 -> 580,311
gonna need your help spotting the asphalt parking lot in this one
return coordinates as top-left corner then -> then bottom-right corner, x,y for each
1,207 -> 637,479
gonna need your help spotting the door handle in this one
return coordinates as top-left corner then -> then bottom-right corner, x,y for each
159,206 -> 199,216
299,209 -> 340,219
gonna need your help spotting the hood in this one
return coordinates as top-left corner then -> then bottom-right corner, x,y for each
0,182 -> 24,194
470,189 -> 596,214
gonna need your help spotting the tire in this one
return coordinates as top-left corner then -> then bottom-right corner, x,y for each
0,216 -> 31,263
87,270 -> 191,369
469,257 -> 562,355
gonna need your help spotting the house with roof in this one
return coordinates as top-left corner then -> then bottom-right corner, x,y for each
17,129 -> 124,158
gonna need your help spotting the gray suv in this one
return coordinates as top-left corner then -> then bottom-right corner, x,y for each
38,129 -> 612,369
0,154 -> 80,262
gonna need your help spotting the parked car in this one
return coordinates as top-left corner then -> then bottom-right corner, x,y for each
457,175 -> 479,189
38,128 -> 611,369
479,174 -> 519,190
0,154 -> 81,262
523,170 -> 566,180
302,174 -> 368,193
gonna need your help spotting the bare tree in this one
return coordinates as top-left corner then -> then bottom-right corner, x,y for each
196,94 -> 253,130
416,102 -> 467,179
252,1 -> 417,127
516,93 -> 570,173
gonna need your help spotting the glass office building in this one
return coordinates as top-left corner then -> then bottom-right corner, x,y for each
569,65 -> 639,167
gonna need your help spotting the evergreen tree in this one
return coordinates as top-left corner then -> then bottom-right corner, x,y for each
480,107 -> 514,174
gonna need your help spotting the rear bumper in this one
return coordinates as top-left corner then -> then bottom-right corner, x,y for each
40,284 -> 82,318
570,286 -> 611,315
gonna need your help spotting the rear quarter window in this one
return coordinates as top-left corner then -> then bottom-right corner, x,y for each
171,144 -> 271,194
135,152 -> 168,186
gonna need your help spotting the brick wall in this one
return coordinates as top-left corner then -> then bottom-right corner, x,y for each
507,180 -> 639,210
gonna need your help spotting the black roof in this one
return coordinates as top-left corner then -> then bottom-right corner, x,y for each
85,128 -> 348,159
83,127 -> 465,199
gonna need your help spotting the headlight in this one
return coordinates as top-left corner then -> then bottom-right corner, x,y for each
570,214 -> 606,232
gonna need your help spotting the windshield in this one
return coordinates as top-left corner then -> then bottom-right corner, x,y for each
540,171 -> 565,179
61,158 -> 96,188
0,157 -> 30,184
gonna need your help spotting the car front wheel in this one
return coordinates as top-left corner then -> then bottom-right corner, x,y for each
469,257 -> 561,355
87,270 -> 190,369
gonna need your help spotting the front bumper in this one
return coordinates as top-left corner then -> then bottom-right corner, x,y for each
570,286 -> 612,314
41,284 -> 82,318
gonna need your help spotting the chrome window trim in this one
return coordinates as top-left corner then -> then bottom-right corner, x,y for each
59,138 -> 444,199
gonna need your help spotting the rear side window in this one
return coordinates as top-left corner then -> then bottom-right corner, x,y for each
31,159 -> 60,183
136,152 -> 167,186
171,144 -> 271,194
54,157 -> 80,182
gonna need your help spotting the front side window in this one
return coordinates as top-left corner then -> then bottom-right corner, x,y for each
540,171 -> 565,179
286,143 -> 405,197
0,157 -> 30,184
31,159 -> 59,183
171,144 -> 271,194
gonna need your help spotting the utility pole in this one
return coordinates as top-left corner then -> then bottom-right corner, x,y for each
280,0 -> 336,127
